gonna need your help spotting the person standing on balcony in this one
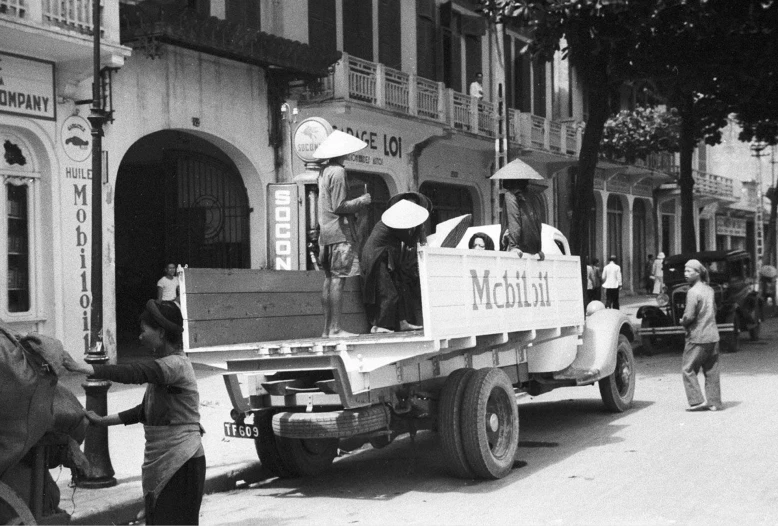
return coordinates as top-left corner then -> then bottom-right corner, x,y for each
601,255 -> 622,309
313,130 -> 372,338
680,259 -> 722,412
469,72 -> 484,100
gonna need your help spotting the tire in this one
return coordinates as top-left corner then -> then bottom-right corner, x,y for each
599,334 -> 636,413
460,368 -> 519,480
749,307 -> 761,341
272,405 -> 390,439
723,316 -> 740,353
438,368 -> 476,479
275,436 -> 339,477
640,319 -> 659,356
254,411 -> 294,478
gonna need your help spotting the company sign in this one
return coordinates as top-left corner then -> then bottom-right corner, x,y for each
0,52 -> 56,121
61,115 -> 92,162
293,117 -> 332,163
716,216 -> 746,237
267,184 -> 300,270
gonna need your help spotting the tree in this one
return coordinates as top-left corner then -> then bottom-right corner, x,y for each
601,106 -> 681,164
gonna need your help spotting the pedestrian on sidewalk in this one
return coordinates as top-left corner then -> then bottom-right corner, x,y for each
63,300 -> 205,525
680,259 -> 722,412
592,258 -> 602,302
586,257 -> 598,304
157,263 -> 180,304
652,252 -> 665,295
601,255 -> 622,309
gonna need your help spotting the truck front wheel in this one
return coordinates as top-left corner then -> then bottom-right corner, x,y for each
599,335 -> 636,413
460,368 -> 519,479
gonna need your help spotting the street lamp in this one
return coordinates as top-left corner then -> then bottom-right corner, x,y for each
78,0 -> 116,489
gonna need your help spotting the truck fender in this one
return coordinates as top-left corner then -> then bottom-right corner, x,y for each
636,305 -> 663,320
575,309 -> 634,382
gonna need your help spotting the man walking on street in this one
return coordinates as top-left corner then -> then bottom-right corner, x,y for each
601,255 -> 622,309
680,259 -> 722,412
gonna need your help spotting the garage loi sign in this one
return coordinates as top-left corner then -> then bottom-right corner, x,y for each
0,52 -> 56,121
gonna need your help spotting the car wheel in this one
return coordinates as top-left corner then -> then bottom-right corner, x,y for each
749,306 -> 761,341
599,335 -> 636,413
254,411 -> 295,478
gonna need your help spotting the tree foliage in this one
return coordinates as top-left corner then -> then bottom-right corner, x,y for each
601,106 -> 680,164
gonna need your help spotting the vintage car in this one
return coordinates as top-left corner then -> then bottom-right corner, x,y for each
637,250 -> 762,354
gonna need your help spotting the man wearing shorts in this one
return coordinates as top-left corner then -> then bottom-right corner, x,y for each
314,130 -> 371,337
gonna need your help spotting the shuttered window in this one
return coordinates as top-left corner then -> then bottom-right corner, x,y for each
379,0 -> 402,69
416,0 -> 437,80
343,0 -> 373,60
226,0 -> 260,30
309,0 -> 337,55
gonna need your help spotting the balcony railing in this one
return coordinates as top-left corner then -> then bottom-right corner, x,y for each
693,169 -> 735,199
0,0 -> 118,40
307,53 -> 585,156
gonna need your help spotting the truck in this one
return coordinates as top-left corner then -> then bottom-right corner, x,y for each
180,196 -> 637,480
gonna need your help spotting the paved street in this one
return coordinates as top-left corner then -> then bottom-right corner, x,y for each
195,317 -> 778,526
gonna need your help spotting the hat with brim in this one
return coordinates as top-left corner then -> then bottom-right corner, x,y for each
313,130 -> 368,159
382,200 -> 429,229
490,158 -> 546,181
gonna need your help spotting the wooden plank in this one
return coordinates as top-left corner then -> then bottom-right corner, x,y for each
185,290 -> 365,321
182,268 -> 362,294
187,312 -> 370,349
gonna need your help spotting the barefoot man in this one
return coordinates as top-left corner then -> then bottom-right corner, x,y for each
313,130 -> 372,338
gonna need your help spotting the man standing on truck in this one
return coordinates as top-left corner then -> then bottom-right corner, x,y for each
313,130 -> 372,338
680,259 -> 722,412
490,160 -> 546,260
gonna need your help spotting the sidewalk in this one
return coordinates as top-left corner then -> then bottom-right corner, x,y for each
54,292 -> 655,525
54,364 -> 267,525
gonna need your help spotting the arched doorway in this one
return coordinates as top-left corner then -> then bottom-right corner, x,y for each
115,131 -> 250,348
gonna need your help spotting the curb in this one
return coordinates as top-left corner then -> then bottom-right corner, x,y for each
69,462 -> 268,525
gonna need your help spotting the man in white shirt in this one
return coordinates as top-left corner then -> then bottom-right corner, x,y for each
157,263 -> 180,303
469,72 -> 484,100
601,255 -> 622,309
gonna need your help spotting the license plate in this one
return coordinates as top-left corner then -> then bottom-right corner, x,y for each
223,422 -> 261,439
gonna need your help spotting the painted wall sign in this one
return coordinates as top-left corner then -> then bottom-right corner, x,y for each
333,124 -> 404,166
0,52 -> 56,121
293,117 -> 332,163
267,184 -> 300,270
716,216 -> 746,237
61,115 -> 92,163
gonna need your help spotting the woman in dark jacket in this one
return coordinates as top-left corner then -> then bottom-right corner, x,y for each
361,199 -> 430,333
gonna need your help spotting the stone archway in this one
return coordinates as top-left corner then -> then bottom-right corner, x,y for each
114,130 -> 250,348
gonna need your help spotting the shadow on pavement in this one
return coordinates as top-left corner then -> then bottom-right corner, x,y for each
238,398 -> 651,502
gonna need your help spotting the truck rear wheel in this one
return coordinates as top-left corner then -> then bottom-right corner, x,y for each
275,437 -> 338,477
599,335 -> 636,413
253,411 -> 294,478
460,368 -> 519,479
438,368 -> 476,479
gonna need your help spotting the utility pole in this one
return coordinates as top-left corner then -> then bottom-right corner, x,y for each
751,142 -> 768,284
79,0 -> 116,489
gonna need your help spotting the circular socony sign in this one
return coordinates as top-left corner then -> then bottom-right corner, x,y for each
293,117 -> 332,163
62,115 -> 92,163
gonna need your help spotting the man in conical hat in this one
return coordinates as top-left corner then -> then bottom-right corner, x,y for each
490,159 -> 546,260
360,199 -> 429,334
314,130 -> 372,338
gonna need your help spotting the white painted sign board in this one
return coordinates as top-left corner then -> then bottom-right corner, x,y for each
0,52 -> 56,121
418,247 -> 584,340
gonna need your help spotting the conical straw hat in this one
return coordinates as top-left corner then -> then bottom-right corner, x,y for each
490,158 -> 545,181
382,200 -> 429,229
313,130 -> 368,159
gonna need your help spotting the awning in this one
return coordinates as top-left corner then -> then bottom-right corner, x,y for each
121,1 -> 342,77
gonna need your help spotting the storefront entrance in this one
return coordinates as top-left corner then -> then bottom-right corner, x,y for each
114,131 -> 250,348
